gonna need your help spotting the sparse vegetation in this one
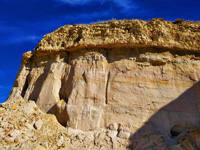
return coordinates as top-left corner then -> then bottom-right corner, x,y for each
152,18 -> 164,21
174,18 -> 184,24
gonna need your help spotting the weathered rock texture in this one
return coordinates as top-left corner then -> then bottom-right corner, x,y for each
1,97 -> 127,149
6,19 -> 200,149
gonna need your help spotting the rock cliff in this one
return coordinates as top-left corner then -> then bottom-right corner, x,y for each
2,19 -> 200,149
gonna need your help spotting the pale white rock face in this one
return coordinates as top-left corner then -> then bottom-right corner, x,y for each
36,60 -> 65,112
8,65 -> 30,100
8,47 -> 200,135
5,19 -> 200,149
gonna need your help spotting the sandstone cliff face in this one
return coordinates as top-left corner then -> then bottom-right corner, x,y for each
6,19 -> 200,149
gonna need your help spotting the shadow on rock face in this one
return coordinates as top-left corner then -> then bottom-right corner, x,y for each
128,81 -> 200,149
47,99 -> 69,127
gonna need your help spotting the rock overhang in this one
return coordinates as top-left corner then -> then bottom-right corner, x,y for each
5,19 -> 200,150
22,19 -> 200,61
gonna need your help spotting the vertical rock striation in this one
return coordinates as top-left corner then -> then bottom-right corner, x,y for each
7,19 -> 200,142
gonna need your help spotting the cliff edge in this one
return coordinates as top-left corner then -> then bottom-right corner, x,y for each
2,19 -> 200,149
37,19 -> 200,51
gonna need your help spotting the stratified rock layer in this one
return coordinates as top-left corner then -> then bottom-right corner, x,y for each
35,19 -> 200,53
7,19 -> 200,149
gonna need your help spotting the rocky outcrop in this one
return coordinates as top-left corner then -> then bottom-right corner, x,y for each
1,97 -> 200,149
1,97 -> 127,149
6,19 -> 200,149
35,19 -> 200,53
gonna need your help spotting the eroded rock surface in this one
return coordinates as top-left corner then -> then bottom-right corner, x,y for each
1,98 -> 128,149
5,19 -> 200,149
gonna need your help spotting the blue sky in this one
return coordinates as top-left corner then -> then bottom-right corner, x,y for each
0,0 -> 200,103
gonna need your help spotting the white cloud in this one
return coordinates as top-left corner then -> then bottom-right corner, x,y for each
113,0 -> 138,10
55,0 -> 101,5
2,34 -> 42,45
12,35 -> 42,44
0,23 -> 42,45
54,0 -> 137,10
64,11 -> 111,23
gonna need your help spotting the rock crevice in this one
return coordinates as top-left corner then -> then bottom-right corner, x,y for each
8,46 -> 200,133
6,19 -> 200,149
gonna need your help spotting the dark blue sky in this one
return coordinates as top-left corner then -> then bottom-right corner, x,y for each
0,0 -> 200,103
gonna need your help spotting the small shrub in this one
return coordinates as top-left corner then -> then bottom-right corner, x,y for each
152,18 -> 164,21
174,19 -> 184,24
